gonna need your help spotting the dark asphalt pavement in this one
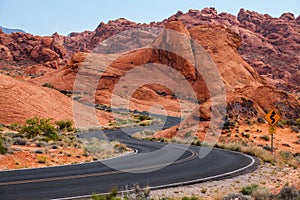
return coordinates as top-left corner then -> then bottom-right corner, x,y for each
0,116 -> 258,200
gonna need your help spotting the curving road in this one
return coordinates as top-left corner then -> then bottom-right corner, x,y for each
0,116 -> 258,200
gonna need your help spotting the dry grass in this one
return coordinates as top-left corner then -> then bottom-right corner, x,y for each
216,142 -> 276,164
240,145 -> 275,164
212,192 -> 225,200
81,137 -> 129,159
132,129 -> 156,139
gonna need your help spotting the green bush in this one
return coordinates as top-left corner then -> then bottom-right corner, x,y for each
290,126 -> 299,133
260,135 -> 270,141
0,137 -> 7,154
296,118 -> 300,127
184,131 -> 192,139
39,118 -> 58,141
277,185 -> 299,200
135,114 -> 151,122
278,122 -> 285,129
20,117 -> 41,138
123,184 -> 150,200
280,151 -> 294,161
257,117 -> 265,124
244,119 -> 251,125
20,117 -> 58,141
8,123 -> 21,131
92,188 -> 120,200
286,119 -> 297,126
55,120 -> 75,132
240,184 -> 259,195
242,132 -> 250,138
182,196 -> 198,200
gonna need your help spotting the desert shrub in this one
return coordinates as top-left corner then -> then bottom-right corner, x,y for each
290,126 -> 299,133
279,151 -> 294,161
242,132 -> 250,138
37,156 -> 47,164
133,129 -> 156,140
0,137 -> 8,154
122,184 -> 150,200
182,196 -> 198,200
55,120 -> 75,132
286,119 -> 297,126
252,187 -> 272,200
8,123 -> 21,131
135,114 -> 151,122
257,117 -> 265,124
82,138 -> 125,159
139,120 -> 152,126
277,185 -> 299,200
42,82 -> 55,89
295,154 -> 300,165
143,129 -> 155,135
240,184 -> 259,195
184,131 -> 192,138
280,120 -> 288,125
296,118 -> 300,125
260,135 -> 270,141
72,96 -> 81,101
38,118 -> 58,141
113,142 -> 127,153
13,138 -> 27,145
223,116 -> 236,130
192,140 -> 202,146
169,137 -> 192,144
222,193 -> 251,200
278,122 -> 285,129
92,188 -> 123,200
20,117 -> 41,138
95,104 -> 112,112
244,119 -> 252,125
201,188 -> 208,194
20,117 -> 58,141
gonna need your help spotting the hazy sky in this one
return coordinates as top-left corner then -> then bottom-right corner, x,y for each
0,0 -> 299,36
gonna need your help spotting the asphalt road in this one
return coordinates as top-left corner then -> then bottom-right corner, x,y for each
0,116 -> 258,200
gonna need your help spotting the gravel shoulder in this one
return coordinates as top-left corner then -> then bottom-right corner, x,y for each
150,162 -> 300,199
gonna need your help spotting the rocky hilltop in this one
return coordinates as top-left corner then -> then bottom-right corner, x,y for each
1,8 -> 299,95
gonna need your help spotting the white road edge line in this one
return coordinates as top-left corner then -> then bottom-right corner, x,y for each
51,153 -> 256,200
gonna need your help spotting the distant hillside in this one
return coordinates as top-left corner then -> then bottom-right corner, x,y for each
0,26 -> 26,34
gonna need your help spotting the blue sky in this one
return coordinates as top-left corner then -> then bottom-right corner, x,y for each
0,0 -> 299,36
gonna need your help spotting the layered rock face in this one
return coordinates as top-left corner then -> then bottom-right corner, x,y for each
33,20 -> 300,121
0,8 -> 299,125
166,8 -> 300,95
0,30 -> 66,66
1,9 -> 299,95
